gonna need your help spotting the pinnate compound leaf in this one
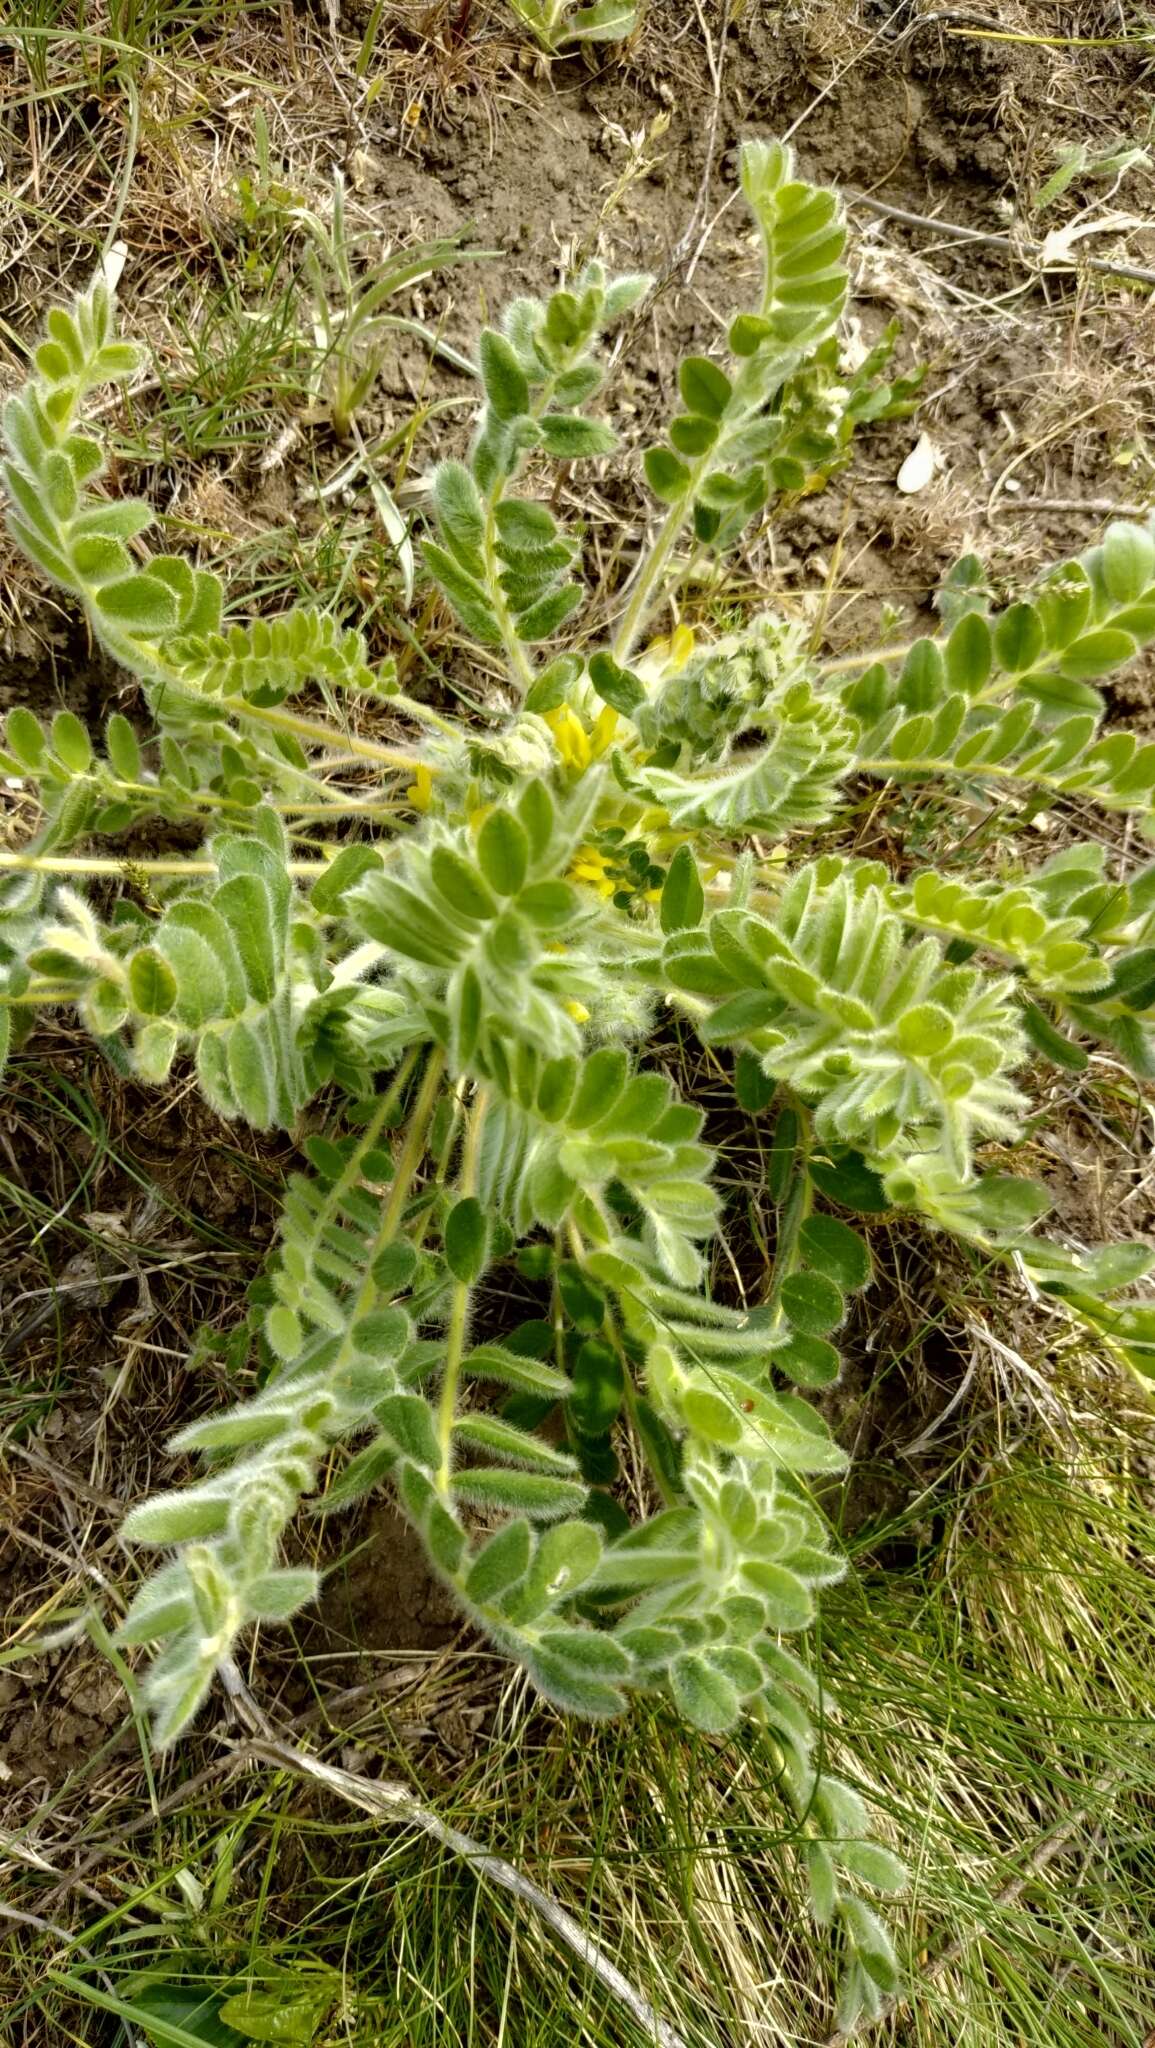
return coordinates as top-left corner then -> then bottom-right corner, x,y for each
0,213 -> 1042,1984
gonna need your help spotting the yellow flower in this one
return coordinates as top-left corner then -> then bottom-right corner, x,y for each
570,845 -> 616,898
590,705 -> 618,757
546,700 -> 619,775
406,762 -> 434,812
643,622 -> 696,674
545,704 -> 591,773
565,999 -> 591,1024
669,622 -> 696,669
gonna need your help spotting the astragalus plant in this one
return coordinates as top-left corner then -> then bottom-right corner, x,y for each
5,139 -> 1155,2029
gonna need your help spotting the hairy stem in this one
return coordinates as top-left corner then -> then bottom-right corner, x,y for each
437,1085 -> 489,1494
390,688 -> 466,743
109,775 -> 402,824
437,1283 -> 471,1497
611,500 -> 692,668
67,608 -> 421,775
482,501 -> 537,696
0,850 -> 330,879
217,693 -> 418,771
284,1061 -> 420,1369
377,1048 -> 447,1252
766,1093 -> 813,1330
817,640 -> 921,677
567,1214 -> 680,1508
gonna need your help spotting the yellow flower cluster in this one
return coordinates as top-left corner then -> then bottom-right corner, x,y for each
569,844 -> 617,898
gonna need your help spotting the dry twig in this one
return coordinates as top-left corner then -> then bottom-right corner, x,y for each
237,1729 -> 693,2048
849,191 -> 1155,289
